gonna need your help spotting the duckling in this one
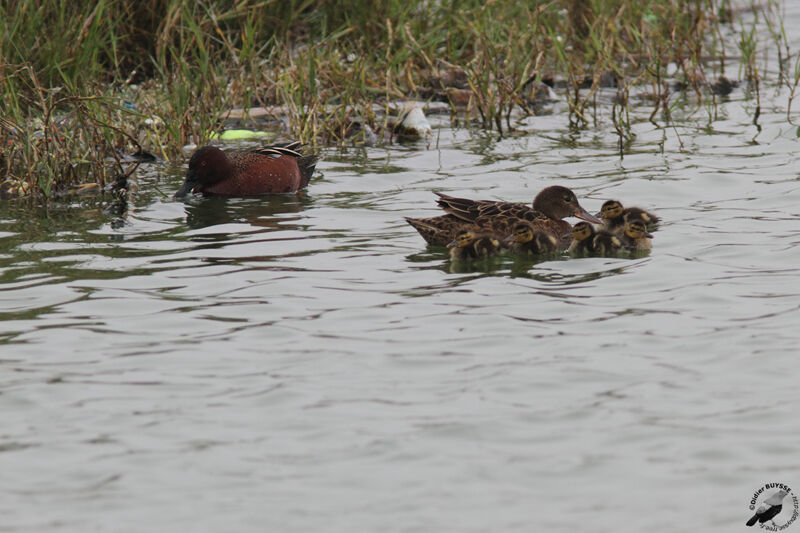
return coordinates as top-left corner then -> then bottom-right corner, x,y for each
597,200 -> 659,235
619,219 -> 653,251
504,222 -> 559,256
623,207 -> 659,227
566,221 -> 596,256
447,230 -> 504,260
591,231 -> 623,256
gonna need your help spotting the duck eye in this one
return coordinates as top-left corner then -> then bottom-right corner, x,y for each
564,195 -> 572,202
201,161 -> 207,167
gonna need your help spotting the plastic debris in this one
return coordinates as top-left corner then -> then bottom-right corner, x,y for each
393,105 -> 433,139
208,129 -> 272,141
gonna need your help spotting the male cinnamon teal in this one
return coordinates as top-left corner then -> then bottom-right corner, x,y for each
405,185 -> 600,247
174,142 -> 320,198
447,230 -> 504,260
619,219 -> 653,251
504,222 -> 559,256
597,199 -> 659,235
566,221 -> 596,256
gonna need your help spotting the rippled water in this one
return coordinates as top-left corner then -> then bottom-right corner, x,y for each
4,12 -> 800,533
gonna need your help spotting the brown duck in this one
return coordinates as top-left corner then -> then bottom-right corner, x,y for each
406,185 -> 601,247
175,142 -> 319,197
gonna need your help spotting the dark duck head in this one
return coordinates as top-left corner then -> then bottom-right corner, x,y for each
175,146 -> 233,198
533,186 -> 601,224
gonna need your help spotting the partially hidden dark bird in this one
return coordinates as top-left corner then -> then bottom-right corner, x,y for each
175,141 -> 320,198
406,185 -> 601,247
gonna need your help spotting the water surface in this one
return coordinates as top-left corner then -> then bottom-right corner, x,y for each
2,7 -> 800,532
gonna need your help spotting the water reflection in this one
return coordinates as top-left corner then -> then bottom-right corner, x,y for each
406,246 -> 648,279
181,194 -> 313,231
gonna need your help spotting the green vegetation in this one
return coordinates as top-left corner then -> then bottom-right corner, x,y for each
0,0 -> 786,201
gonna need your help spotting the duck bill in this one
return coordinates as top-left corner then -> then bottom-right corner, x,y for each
503,235 -> 515,244
174,175 -> 200,198
446,239 -> 457,248
645,232 -> 654,239
573,205 -> 602,224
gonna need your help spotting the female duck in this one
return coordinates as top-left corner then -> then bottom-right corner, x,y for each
406,185 -> 601,247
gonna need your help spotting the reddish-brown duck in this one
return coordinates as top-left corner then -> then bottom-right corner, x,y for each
175,142 -> 319,197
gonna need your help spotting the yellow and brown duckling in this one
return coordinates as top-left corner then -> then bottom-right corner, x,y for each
619,219 -> 653,251
406,185 -> 601,248
597,200 -> 659,235
566,221 -> 596,256
591,231 -> 623,256
504,222 -> 559,256
447,230 -> 505,261
567,222 -> 624,257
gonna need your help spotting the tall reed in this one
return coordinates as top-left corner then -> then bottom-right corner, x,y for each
0,0 -> 775,201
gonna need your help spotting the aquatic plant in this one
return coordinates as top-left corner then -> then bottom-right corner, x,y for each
0,0 -> 787,201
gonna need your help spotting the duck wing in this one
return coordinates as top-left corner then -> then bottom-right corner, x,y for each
435,192 -> 547,223
473,203 -> 567,242
250,142 -> 320,187
250,141 -> 304,158
405,215 -> 472,246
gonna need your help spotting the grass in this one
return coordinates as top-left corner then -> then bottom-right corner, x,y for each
0,0 -> 786,201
